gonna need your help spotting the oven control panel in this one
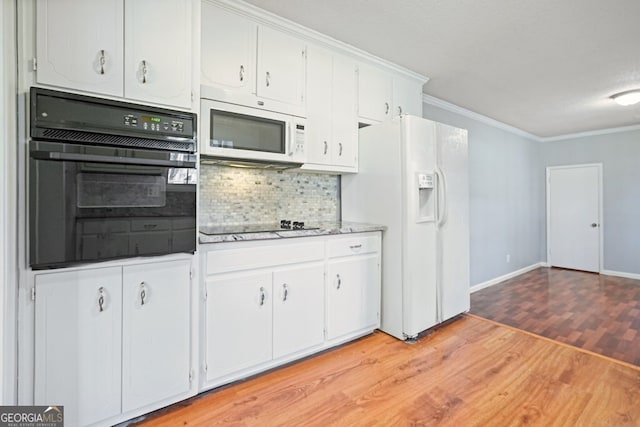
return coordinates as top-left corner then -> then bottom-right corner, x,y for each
31,87 -> 197,151
123,114 -> 187,135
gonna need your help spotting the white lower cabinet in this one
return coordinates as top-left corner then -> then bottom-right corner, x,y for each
122,260 -> 191,412
34,258 -> 192,427
326,234 -> 382,340
201,232 -> 381,389
206,271 -> 274,380
35,267 -> 122,427
272,264 -> 325,358
204,260 -> 325,383
327,254 -> 380,340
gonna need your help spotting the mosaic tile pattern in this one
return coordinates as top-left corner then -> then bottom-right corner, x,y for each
199,164 -> 340,227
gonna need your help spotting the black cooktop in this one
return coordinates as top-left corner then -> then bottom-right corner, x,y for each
200,220 -> 318,236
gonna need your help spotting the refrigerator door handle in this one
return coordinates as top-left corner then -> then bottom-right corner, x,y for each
435,167 -> 448,228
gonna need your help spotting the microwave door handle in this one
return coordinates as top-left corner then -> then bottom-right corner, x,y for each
286,122 -> 293,156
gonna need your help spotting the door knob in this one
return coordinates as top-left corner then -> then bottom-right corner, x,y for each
591,223 -> 598,227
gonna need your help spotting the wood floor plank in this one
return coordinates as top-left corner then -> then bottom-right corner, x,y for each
470,267 -> 640,366
133,315 -> 640,426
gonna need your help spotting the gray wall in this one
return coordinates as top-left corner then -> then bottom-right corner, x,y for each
542,129 -> 640,275
423,103 -> 545,286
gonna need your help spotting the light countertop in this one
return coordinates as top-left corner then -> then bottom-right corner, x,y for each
199,221 -> 385,244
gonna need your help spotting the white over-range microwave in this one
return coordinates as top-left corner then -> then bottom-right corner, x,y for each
200,99 -> 306,168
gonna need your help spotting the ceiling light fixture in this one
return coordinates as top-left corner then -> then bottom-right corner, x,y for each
611,89 -> 640,106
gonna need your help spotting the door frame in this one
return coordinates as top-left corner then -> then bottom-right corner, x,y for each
546,163 -> 603,272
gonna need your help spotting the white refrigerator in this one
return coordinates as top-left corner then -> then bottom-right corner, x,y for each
342,115 -> 469,340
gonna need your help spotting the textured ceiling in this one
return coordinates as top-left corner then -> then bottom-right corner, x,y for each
243,0 -> 640,137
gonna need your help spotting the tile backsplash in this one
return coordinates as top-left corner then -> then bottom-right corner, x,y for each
199,164 -> 340,226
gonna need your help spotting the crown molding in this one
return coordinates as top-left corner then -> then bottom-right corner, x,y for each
423,94 -> 640,142
422,94 -> 540,141
539,124 -> 640,142
207,0 -> 428,83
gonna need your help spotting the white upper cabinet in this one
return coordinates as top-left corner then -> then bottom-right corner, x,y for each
124,0 -> 193,108
357,63 -> 393,122
201,2 -> 256,94
36,0 -> 192,108
358,63 -> 424,122
256,26 -> 306,107
305,46 -> 333,165
305,46 -> 358,173
36,0 -> 124,97
331,55 -> 358,168
393,75 -> 424,117
200,1 -> 306,116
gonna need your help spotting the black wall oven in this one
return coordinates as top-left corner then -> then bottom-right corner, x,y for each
29,88 -> 198,269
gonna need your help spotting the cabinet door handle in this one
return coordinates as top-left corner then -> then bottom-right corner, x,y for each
98,287 -> 106,312
140,60 -> 148,84
398,106 -> 403,115
385,102 -> 390,115
265,71 -> 271,87
140,281 -> 147,306
336,274 -> 342,290
259,286 -> 266,306
339,142 -> 343,156
282,284 -> 288,302
98,49 -> 106,75
323,141 -> 328,155
239,65 -> 245,82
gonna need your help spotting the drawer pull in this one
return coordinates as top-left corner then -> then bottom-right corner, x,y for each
98,49 -> 106,75
350,244 -> 362,250
259,287 -> 266,306
140,60 -> 148,84
140,282 -> 147,305
98,287 -> 106,312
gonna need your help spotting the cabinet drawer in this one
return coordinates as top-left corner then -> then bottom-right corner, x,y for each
206,241 -> 325,275
328,234 -> 380,258
131,219 -> 171,232
81,219 -> 130,234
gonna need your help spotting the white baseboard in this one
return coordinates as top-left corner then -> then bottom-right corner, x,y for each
600,269 -> 640,281
470,262 -> 546,293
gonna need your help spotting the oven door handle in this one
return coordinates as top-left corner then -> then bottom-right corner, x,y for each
30,150 -> 196,168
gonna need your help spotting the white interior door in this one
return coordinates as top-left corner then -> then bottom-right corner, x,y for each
547,164 -> 602,272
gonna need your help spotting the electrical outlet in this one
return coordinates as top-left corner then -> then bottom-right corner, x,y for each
506,254 -> 511,263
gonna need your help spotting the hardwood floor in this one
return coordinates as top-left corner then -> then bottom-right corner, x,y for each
133,315 -> 640,426
471,267 -> 640,366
